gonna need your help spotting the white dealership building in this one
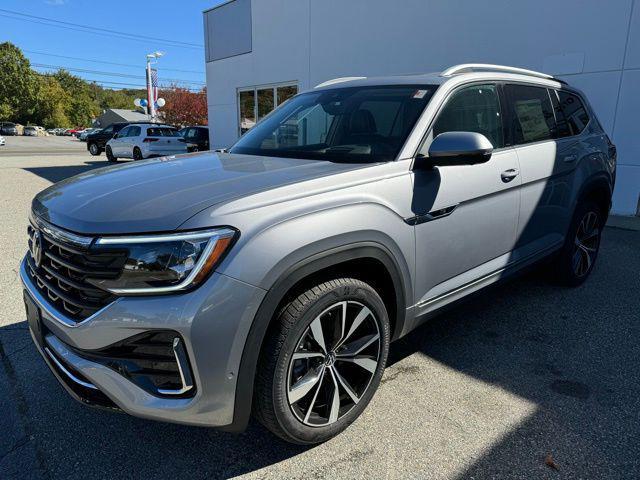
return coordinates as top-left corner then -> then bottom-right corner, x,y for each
203,0 -> 640,216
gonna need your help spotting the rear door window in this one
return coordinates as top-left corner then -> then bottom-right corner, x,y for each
128,126 -> 141,137
504,84 -> 556,145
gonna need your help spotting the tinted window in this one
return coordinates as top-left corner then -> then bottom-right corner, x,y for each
102,126 -> 113,134
230,85 -> 436,163
433,84 -> 504,148
554,90 -> 590,137
117,126 -> 131,138
128,126 -> 141,137
146,127 -> 180,137
505,84 -> 555,144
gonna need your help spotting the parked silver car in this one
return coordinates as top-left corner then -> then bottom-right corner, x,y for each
23,126 -> 38,136
105,123 -> 187,161
21,64 -> 615,444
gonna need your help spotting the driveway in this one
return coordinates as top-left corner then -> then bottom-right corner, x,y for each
1,143 -> 639,479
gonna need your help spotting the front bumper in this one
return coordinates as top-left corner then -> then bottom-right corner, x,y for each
20,256 -> 266,427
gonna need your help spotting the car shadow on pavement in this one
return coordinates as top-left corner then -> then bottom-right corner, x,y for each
386,226 -> 640,478
23,162 -> 110,184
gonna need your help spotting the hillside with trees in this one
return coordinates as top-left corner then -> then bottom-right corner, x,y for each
0,42 -> 146,128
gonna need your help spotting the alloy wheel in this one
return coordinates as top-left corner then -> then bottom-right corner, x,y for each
573,210 -> 600,277
287,301 -> 381,427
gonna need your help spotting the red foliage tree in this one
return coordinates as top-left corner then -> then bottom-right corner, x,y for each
159,86 -> 207,127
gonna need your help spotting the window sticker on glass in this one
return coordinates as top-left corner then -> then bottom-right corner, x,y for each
412,89 -> 428,99
514,99 -> 550,142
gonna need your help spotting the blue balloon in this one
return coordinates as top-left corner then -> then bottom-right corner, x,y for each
140,99 -> 148,107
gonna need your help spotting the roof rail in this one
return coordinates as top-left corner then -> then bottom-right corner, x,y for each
441,63 -> 561,82
315,76 -> 367,88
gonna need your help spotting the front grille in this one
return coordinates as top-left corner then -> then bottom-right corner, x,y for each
26,223 -> 126,321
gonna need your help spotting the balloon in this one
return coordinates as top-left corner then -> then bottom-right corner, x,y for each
140,99 -> 148,107
134,98 -> 141,107
156,98 -> 166,107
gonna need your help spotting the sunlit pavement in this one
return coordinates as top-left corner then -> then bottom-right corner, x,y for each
1,142 -> 639,479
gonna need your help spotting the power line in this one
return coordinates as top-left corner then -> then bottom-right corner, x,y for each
33,71 -> 206,93
31,62 -> 206,85
0,10 -> 203,50
23,49 -> 204,74
0,8 -> 203,47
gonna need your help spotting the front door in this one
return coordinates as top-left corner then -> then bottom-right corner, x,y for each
412,83 -> 521,318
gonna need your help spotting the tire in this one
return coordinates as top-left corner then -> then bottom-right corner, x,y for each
106,146 -> 117,162
133,147 -> 143,161
88,142 -> 101,156
254,278 -> 390,444
552,200 -> 603,286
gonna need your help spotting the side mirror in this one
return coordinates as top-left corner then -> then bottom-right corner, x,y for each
417,131 -> 493,168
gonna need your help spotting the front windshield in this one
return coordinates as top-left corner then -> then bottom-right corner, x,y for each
230,85 -> 437,162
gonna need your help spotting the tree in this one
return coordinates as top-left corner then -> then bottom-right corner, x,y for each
0,42 -> 40,123
35,76 -> 71,128
160,86 -> 207,127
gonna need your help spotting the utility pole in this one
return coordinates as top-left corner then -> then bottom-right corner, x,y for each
145,51 -> 163,120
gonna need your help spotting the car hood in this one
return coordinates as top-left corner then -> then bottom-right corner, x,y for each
33,152 -> 372,235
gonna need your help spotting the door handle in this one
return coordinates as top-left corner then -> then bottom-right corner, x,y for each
563,155 -> 577,163
501,168 -> 519,183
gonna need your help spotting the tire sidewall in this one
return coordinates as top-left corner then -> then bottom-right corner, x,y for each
272,281 -> 390,444
559,200 -> 602,285
106,147 -> 116,162
89,143 -> 99,155
133,147 -> 142,160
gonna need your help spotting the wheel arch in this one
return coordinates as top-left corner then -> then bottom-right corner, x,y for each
576,173 -> 613,225
223,242 -> 409,433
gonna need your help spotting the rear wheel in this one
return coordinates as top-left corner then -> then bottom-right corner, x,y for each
552,200 -> 602,286
254,278 -> 390,444
106,146 -> 117,162
133,147 -> 143,160
88,142 -> 101,156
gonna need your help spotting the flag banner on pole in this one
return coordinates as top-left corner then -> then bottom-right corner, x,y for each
151,68 -> 159,102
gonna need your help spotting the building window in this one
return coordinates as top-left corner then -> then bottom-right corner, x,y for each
237,82 -> 298,136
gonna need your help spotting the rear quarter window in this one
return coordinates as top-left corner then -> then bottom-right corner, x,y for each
554,90 -> 590,137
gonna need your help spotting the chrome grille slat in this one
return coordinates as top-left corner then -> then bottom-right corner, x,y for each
26,220 -> 126,323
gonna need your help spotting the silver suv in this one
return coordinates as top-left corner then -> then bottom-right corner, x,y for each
21,64 -> 615,444
105,123 -> 187,161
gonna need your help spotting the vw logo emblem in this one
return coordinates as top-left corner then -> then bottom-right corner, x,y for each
30,229 -> 43,268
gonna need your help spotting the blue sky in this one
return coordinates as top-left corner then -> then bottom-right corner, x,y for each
0,0 -> 223,91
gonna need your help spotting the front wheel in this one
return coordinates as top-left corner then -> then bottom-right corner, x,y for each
105,146 -> 117,162
552,200 -> 603,286
254,278 -> 390,444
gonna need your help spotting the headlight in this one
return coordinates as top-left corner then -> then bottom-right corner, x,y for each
88,228 -> 237,295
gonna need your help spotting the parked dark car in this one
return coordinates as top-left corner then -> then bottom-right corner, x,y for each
86,122 -> 130,156
0,122 -> 18,136
180,126 -> 210,152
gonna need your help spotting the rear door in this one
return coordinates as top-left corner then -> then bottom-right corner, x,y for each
412,83 -> 521,315
504,84 -> 578,257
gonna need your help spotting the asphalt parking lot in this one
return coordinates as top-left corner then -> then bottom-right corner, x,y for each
1,138 -> 639,479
